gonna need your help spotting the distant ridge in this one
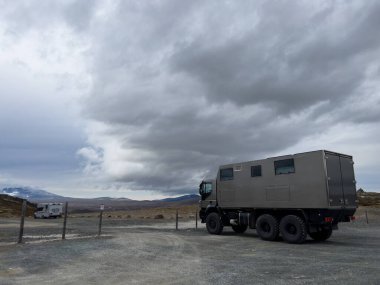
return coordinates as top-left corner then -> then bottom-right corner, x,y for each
159,194 -> 199,202
0,187 -> 200,213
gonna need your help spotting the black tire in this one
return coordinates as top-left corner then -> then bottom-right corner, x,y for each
256,214 -> 279,241
206,212 -> 224,235
232,224 -> 248,233
309,228 -> 332,241
279,215 -> 307,244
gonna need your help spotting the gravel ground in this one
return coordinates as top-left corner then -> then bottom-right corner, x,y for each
0,215 -> 380,285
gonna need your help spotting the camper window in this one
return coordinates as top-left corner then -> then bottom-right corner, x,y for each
220,168 -> 234,181
251,165 -> 262,177
274,159 -> 295,175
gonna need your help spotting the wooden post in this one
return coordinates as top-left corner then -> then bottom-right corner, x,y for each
195,210 -> 198,230
365,210 -> 369,224
62,202 -> 68,240
98,209 -> 103,236
175,209 -> 178,230
18,200 -> 27,244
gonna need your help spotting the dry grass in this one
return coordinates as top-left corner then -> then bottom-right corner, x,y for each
0,195 -> 36,218
70,204 -> 199,220
357,192 -> 380,207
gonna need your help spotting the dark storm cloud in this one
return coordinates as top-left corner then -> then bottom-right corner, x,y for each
170,1 -> 380,116
77,1 -> 380,194
0,0 -> 378,195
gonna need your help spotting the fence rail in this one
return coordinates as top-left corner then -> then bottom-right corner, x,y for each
11,204 -> 201,245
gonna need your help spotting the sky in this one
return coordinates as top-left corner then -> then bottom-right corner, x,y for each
0,0 -> 379,199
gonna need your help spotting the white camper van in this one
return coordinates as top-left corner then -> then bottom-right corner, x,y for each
34,203 -> 63,219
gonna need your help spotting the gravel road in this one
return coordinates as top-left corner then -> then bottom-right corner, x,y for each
0,216 -> 379,285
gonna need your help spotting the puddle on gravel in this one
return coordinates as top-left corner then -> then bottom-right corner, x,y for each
0,267 -> 25,277
0,234 -> 113,246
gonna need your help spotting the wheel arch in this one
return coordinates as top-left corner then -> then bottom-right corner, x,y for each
252,209 -> 308,225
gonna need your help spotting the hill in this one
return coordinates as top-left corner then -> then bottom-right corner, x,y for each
0,194 -> 36,217
357,189 -> 380,207
0,186 -> 200,215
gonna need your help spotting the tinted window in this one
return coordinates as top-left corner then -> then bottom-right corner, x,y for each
220,168 -> 233,181
204,183 -> 212,194
274,159 -> 295,175
199,182 -> 213,199
251,165 -> 262,177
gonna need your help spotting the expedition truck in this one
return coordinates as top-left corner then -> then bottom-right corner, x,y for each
199,150 -> 357,244
34,203 -> 63,219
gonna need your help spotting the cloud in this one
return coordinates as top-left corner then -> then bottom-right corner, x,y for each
80,0 -> 380,193
0,0 -> 379,196
0,0 -> 92,193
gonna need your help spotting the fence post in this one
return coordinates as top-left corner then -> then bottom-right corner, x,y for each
62,202 -> 68,240
175,209 -> 178,230
18,200 -> 27,244
98,207 -> 104,237
365,210 -> 369,224
195,210 -> 198,230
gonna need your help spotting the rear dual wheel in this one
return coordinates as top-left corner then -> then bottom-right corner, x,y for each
256,214 -> 279,241
279,215 -> 307,244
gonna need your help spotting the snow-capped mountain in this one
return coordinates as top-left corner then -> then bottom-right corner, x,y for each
1,187 -> 64,201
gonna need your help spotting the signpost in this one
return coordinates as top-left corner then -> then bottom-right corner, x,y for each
175,209 -> 178,230
18,200 -> 27,244
98,204 -> 104,237
62,202 -> 68,240
195,210 -> 198,230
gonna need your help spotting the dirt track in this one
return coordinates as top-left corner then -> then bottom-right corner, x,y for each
1,213 -> 380,285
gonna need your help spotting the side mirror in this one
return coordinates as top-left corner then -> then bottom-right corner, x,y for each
199,182 -> 204,195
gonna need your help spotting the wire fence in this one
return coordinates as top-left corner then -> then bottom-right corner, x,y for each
1,200 -> 377,245
1,201 -> 201,245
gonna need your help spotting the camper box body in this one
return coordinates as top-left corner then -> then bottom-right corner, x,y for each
216,150 -> 356,209
34,203 -> 63,218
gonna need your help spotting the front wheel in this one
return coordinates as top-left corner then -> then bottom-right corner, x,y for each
232,224 -> 248,234
206,212 -> 224,235
309,227 -> 332,241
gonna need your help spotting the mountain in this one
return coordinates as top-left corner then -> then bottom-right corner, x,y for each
0,187 -> 200,213
159,194 -> 199,202
92,197 -> 132,201
1,187 -> 64,201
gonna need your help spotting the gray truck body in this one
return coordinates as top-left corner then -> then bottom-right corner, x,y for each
199,150 -> 357,243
